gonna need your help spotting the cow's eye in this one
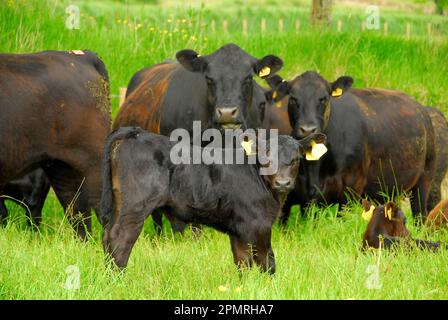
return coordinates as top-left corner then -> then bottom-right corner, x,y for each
205,77 -> 215,87
289,97 -> 299,108
319,96 -> 329,104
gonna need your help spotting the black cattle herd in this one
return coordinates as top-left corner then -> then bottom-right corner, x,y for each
0,44 -> 447,273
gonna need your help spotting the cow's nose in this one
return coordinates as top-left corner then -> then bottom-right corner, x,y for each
299,125 -> 317,137
216,107 -> 239,123
274,178 -> 292,190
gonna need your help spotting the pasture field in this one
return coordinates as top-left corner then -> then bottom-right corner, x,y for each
1,0 -> 448,299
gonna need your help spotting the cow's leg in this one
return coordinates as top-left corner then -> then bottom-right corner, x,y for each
427,182 -> 442,214
103,207 -> 153,269
0,199 -> 7,226
410,175 -> 431,224
164,212 -> 189,234
251,227 -> 275,274
151,210 -> 189,236
151,210 -> 164,236
230,226 -> 275,274
43,161 -> 91,239
279,193 -> 295,226
230,235 -> 253,271
26,176 -> 50,229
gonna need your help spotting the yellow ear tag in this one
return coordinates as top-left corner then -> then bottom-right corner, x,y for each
275,101 -> 283,108
331,87 -> 343,97
272,91 -> 278,99
258,66 -> 271,78
305,140 -> 328,161
385,207 -> 393,220
70,50 -> 85,56
362,205 -> 375,222
241,140 -> 255,156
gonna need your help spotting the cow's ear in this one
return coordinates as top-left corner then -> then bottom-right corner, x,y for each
265,75 -> 290,102
362,200 -> 375,222
254,55 -> 283,79
330,76 -> 353,98
297,133 -> 327,157
362,199 -> 372,212
384,202 -> 397,221
176,49 -> 208,73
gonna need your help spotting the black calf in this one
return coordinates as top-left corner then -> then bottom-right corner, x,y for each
100,127 -> 325,273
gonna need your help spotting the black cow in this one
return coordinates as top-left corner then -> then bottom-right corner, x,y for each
268,71 -> 438,223
0,169 -> 50,228
114,43 -> 282,133
0,50 -> 111,238
100,127 -> 325,272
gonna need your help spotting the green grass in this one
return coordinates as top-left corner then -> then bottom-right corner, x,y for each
2,195 -> 448,299
1,0 -> 448,299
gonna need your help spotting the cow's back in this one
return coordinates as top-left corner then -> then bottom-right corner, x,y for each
115,61 -> 268,136
113,62 -> 178,134
306,87 -> 435,202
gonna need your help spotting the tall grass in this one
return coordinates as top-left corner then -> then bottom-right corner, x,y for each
2,197 -> 448,299
1,0 -> 448,299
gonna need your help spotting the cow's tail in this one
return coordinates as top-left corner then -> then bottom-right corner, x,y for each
100,127 -> 142,228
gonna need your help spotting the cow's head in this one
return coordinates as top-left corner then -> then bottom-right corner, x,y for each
262,133 -> 326,196
266,71 -> 353,139
176,43 -> 283,130
362,200 -> 411,250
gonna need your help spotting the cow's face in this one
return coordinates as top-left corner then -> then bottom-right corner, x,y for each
176,44 -> 283,130
264,133 -> 326,194
266,72 -> 353,139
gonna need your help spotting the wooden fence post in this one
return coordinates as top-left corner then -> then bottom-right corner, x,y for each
261,18 -> 266,33
337,20 -> 342,32
222,19 -> 228,33
243,18 -> 248,35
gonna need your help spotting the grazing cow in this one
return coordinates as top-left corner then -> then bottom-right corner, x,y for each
361,200 -> 447,251
268,72 -> 437,223
114,44 -> 283,233
426,199 -> 448,228
0,169 -> 50,228
100,126 -> 325,272
0,50 -> 111,238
